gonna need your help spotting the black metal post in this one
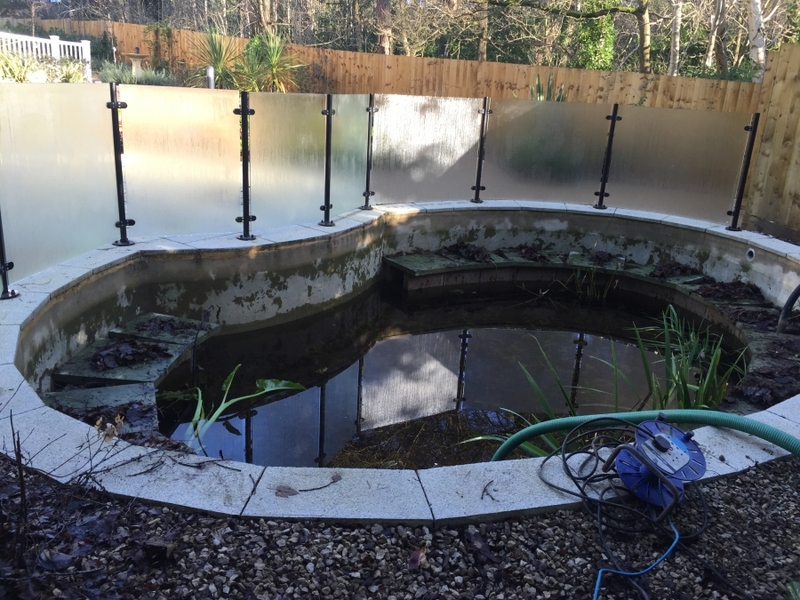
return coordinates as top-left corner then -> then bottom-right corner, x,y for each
594,103 -> 621,210
245,409 -> 253,464
569,333 -> 587,409
0,205 -> 19,300
455,329 -> 471,410
107,82 -> 134,246
316,382 -> 327,466
320,94 -> 335,226
727,112 -> 761,231
234,91 -> 256,240
360,93 -> 377,210
472,98 -> 492,204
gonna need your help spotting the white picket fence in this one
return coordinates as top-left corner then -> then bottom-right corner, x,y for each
0,31 -> 92,81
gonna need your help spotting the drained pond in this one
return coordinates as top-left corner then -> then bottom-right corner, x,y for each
156,288 -> 735,469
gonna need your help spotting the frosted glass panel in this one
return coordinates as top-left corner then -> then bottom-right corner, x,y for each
482,100 -> 610,203
250,93 -> 325,228
372,95 -> 481,203
0,84 -> 117,283
251,387 -> 321,467
118,85 -> 241,237
323,362 -> 359,465
361,332 -> 460,430
331,95 -> 369,215
610,106 -> 751,223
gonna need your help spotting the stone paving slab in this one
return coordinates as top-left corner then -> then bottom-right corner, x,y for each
0,324 -> 19,365
14,265 -> 92,297
418,457 -> 583,525
0,365 -> 44,418
94,449 -> 267,516
60,247 -> 135,274
767,394 -> 800,424
43,382 -> 156,411
244,467 -> 433,524
0,291 -> 50,327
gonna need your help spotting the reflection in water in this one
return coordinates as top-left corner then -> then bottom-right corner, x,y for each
169,326 -> 657,468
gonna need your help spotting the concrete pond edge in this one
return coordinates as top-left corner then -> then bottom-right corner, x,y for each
1,200 -> 800,525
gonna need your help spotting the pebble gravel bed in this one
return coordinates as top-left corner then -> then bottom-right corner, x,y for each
1,454 -> 798,600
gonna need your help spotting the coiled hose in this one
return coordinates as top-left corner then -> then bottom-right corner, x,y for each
491,408 -> 800,461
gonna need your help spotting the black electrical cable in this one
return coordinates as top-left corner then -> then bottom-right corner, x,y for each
535,417 -> 756,600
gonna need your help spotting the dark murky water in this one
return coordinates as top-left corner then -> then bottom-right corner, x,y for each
159,289 -> 666,468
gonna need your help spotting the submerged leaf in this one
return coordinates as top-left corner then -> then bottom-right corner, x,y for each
255,379 -> 306,393
222,420 -> 242,436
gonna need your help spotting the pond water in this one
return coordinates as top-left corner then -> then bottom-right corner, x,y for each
158,290 -> 666,468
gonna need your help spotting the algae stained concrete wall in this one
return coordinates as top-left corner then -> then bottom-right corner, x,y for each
18,221 -> 385,389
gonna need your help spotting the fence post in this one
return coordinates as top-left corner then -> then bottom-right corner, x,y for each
594,103 -> 621,210
81,40 -> 92,82
471,97 -> 492,204
727,112 -> 761,232
107,83 -> 135,246
360,93 -> 377,210
49,35 -> 60,60
234,91 -> 256,241
0,205 -> 19,300
319,93 -> 335,227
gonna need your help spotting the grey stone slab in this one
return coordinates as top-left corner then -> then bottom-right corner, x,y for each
259,225 -> 335,244
612,208 -> 671,223
109,313 -> 219,346
516,201 -> 567,213
304,217 -> 366,234
425,200 -> 476,212
418,458 -> 582,525
52,338 -> 187,387
0,325 -> 19,365
0,404 -> 141,483
164,232 -> 237,245
336,208 -> 384,224
745,410 -> 800,459
0,366 -> 44,419
659,215 -> 713,232
14,265 -> 91,297
44,382 -> 156,411
474,200 -> 521,210
60,248 -> 137,273
767,394 -> 800,424
186,236 -> 271,250
373,203 -> 428,216
0,292 -> 49,326
243,467 -> 432,524
564,203 -> 617,215
94,450 -> 266,516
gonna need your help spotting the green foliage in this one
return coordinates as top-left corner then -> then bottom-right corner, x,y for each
0,51 -> 87,83
634,306 -> 746,410
787,581 -> 800,600
144,22 -> 172,71
189,29 -> 240,89
465,305 -> 746,456
529,73 -> 567,101
97,60 -> 177,86
236,32 -> 303,92
571,0 -> 616,70
181,364 -> 305,454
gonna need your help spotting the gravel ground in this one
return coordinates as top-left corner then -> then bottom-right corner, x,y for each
1,453 -> 799,600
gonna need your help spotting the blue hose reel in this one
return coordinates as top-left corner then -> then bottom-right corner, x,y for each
615,419 -> 707,508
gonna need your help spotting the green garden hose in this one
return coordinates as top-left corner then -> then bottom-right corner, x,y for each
491,409 -> 800,461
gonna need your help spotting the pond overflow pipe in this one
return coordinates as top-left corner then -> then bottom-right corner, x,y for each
491,409 -> 800,462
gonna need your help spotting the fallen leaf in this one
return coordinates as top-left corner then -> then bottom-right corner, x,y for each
37,549 -> 73,571
408,546 -> 426,571
331,473 -> 342,483
275,485 -> 299,498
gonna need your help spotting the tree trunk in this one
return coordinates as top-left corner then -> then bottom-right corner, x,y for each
705,0 -> 727,69
749,0 -> 766,81
668,0 -> 681,76
637,1 -> 650,74
375,0 -> 392,54
477,1 -> 488,61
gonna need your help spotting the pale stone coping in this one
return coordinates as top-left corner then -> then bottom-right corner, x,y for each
2,201 -> 800,523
